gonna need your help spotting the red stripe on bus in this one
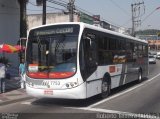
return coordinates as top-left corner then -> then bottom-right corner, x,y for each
109,66 -> 116,73
49,72 -> 74,78
27,72 -> 74,79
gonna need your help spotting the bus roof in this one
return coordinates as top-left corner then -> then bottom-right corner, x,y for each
29,22 -> 148,44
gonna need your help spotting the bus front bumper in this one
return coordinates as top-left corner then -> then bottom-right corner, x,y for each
26,83 -> 87,99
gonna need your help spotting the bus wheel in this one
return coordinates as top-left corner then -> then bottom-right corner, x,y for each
138,70 -> 142,83
101,79 -> 110,98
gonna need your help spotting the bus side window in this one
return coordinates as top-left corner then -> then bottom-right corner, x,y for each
85,36 -> 98,72
79,40 -> 86,80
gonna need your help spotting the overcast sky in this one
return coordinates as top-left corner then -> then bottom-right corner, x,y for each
27,0 -> 160,30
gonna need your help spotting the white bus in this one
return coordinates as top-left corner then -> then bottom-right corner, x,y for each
25,22 -> 148,99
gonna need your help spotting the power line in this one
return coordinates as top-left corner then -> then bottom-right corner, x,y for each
47,5 -> 65,11
27,9 -> 44,11
28,1 -> 64,11
109,0 -> 130,16
47,0 -> 121,26
47,0 -> 67,8
58,0 -> 68,4
74,4 -> 122,27
75,6 -> 94,16
28,1 -> 37,6
140,6 -> 160,29
142,7 -> 160,23
28,0 -> 126,29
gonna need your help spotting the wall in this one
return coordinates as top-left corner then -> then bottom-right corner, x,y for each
0,0 -> 20,76
27,13 -> 79,31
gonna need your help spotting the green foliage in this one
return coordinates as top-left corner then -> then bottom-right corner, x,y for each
136,29 -> 160,35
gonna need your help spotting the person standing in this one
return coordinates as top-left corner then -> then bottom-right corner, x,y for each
19,59 -> 25,89
0,60 -> 6,93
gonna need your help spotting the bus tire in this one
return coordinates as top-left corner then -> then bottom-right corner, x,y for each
101,76 -> 111,98
138,69 -> 142,83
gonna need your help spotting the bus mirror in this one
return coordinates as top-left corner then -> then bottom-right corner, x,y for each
90,40 -> 96,50
84,36 -> 92,45
85,37 -> 95,49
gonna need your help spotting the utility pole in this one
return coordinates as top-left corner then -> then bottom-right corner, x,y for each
68,0 -> 75,22
131,4 -> 135,37
42,0 -> 46,25
131,1 -> 145,37
19,0 -> 27,38
18,0 -> 28,62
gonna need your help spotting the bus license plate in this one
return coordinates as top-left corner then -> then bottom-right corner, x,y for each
44,90 -> 53,95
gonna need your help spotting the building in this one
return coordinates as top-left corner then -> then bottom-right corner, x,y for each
27,12 -> 129,35
27,13 -> 94,31
0,0 -> 21,76
137,35 -> 160,51
0,0 -> 20,45
100,21 -> 110,30
27,13 -> 79,31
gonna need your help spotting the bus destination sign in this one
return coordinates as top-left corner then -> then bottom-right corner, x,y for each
35,27 -> 74,36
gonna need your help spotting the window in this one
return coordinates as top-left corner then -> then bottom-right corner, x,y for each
26,25 -> 79,79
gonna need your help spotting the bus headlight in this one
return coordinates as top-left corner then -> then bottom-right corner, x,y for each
27,82 -> 34,87
63,82 -> 79,89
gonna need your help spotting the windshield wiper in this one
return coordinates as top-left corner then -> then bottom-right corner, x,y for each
55,35 -> 65,54
37,36 -> 42,51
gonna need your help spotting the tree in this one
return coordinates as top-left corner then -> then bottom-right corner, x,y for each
136,29 -> 160,35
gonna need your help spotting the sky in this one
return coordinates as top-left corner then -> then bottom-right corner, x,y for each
27,0 -> 160,30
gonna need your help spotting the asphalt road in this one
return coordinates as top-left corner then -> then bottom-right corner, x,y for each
0,60 -> 160,119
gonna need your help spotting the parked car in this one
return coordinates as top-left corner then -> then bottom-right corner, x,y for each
149,55 -> 156,64
149,51 -> 157,58
157,54 -> 160,59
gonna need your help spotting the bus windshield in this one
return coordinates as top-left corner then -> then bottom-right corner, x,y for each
26,25 -> 79,79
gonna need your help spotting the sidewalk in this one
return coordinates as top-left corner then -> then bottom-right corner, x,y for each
0,77 -> 33,106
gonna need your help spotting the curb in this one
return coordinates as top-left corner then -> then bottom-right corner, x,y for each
0,96 -> 33,106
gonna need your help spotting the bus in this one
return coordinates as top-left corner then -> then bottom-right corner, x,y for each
25,22 -> 148,99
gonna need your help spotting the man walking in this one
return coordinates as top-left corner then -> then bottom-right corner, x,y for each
19,59 -> 25,89
0,60 -> 6,93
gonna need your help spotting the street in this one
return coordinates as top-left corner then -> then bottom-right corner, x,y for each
0,60 -> 160,119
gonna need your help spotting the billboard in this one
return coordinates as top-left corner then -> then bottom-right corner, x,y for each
79,12 -> 93,25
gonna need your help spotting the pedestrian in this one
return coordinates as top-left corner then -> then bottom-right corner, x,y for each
19,59 -> 25,89
0,57 -> 6,93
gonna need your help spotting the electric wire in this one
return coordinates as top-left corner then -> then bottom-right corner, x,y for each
28,1 -> 64,11
109,0 -> 130,16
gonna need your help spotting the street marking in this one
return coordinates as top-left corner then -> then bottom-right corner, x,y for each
123,64 -> 127,84
21,101 -> 32,105
65,107 -> 159,119
89,72 -> 160,108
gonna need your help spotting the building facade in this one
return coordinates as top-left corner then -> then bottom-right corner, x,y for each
137,35 -> 160,51
27,13 -> 79,31
27,12 -> 129,35
0,0 -> 20,76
